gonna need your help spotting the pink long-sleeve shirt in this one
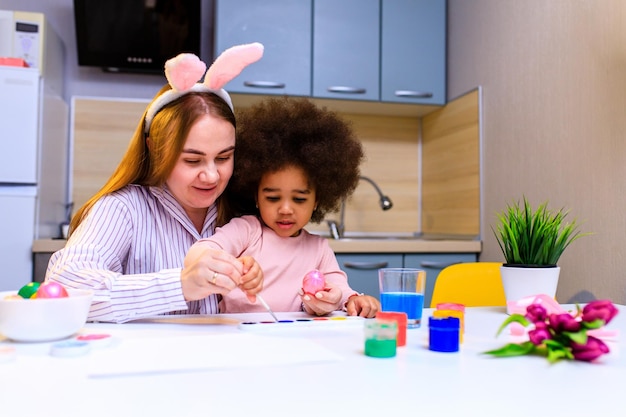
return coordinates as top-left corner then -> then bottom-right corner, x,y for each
45,185 -> 220,323
196,215 -> 358,313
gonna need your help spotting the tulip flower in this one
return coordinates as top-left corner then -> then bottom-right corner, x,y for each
525,304 -> 548,323
570,335 -> 610,362
484,300 -> 618,363
528,321 -> 551,345
549,313 -> 581,333
582,300 -> 618,325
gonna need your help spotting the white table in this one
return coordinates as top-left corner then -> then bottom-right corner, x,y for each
1,306 -> 624,417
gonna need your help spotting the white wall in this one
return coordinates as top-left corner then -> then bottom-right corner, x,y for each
448,0 -> 626,303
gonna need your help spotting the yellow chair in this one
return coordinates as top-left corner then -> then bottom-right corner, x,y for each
430,262 -> 506,308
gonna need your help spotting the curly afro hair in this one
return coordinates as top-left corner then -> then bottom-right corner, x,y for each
227,96 -> 364,224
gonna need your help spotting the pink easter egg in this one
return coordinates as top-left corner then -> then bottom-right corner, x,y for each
36,282 -> 69,299
302,269 -> 326,295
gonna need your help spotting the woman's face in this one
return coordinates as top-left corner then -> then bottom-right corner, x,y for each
166,114 -> 235,221
257,165 -> 317,238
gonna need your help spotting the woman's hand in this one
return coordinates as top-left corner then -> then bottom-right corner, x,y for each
237,256 -> 264,302
345,294 -> 380,318
299,284 -> 343,316
181,243 -> 244,301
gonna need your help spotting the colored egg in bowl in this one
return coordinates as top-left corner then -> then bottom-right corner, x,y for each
0,285 -> 93,342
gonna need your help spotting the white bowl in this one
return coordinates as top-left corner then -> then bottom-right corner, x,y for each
0,288 -> 93,342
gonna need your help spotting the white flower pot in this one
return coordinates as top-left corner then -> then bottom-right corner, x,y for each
500,265 -> 560,314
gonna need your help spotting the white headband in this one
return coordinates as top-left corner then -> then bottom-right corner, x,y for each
144,42 -> 264,135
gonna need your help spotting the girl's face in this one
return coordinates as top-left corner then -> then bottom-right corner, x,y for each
166,114 -> 235,222
257,165 -> 317,238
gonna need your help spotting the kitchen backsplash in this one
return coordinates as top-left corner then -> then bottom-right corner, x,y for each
71,90 -> 480,238
71,96 -> 422,235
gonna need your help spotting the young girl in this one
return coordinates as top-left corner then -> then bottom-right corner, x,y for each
187,97 -> 380,317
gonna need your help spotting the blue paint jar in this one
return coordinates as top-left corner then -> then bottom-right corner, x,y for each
428,316 -> 460,352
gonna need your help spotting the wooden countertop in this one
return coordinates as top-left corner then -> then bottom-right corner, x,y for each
33,238 -> 481,254
32,239 -> 67,253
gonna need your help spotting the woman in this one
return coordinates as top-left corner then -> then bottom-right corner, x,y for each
45,45 -> 265,323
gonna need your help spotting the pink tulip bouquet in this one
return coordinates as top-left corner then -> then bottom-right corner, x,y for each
484,300 -> 618,363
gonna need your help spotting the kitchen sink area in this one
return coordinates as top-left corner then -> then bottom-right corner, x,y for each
309,231 -> 481,254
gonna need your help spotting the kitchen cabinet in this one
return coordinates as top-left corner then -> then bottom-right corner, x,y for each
214,0 -> 312,96
31,239 -> 65,283
381,0 -> 447,105
337,252 -> 477,307
312,0 -> 380,101
213,0 -> 447,106
33,252 -> 53,283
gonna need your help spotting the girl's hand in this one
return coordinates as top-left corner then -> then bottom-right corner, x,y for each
299,284 -> 342,316
237,256 -> 264,303
345,294 -> 380,318
181,243 -> 244,301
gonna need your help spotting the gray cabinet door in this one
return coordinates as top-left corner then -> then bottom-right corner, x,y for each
312,0 -> 380,101
214,0 -> 312,96
403,253 -> 477,308
381,0 -> 447,105
336,254 -> 403,300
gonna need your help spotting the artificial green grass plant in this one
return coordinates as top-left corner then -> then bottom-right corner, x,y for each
493,197 -> 588,266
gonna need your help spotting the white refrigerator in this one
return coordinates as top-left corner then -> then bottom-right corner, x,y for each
0,65 -> 69,291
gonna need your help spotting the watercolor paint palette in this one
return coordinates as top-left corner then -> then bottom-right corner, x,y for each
238,316 -> 365,332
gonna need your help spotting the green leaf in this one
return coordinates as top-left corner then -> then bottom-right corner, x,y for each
546,346 -> 572,363
581,319 -> 604,330
543,339 -> 565,350
544,339 -> 574,362
575,304 -> 582,316
563,330 -> 587,345
484,341 -> 535,357
492,196 -> 590,265
494,314 -> 530,336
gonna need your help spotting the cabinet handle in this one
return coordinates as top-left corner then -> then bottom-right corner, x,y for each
343,261 -> 389,270
327,86 -> 367,94
394,90 -> 433,99
243,81 -> 286,89
419,261 -> 460,269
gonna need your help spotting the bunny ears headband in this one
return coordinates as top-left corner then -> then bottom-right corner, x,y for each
144,42 -> 264,135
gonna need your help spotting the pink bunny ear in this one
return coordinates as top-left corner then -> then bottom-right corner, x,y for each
144,43 -> 264,135
164,53 -> 207,91
204,42 -> 264,90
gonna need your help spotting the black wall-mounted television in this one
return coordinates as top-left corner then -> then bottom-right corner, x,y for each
73,0 -> 214,74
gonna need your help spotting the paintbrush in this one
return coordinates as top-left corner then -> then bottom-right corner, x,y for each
256,294 -> 279,322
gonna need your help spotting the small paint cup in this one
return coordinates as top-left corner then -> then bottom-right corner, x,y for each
436,302 -> 465,313
49,340 -> 91,357
76,333 -> 113,348
433,308 -> 465,343
376,311 -> 407,347
364,319 -> 397,358
429,316 -> 460,353
0,346 -> 17,363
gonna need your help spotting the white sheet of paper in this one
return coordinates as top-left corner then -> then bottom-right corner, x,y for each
87,333 -> 343,377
